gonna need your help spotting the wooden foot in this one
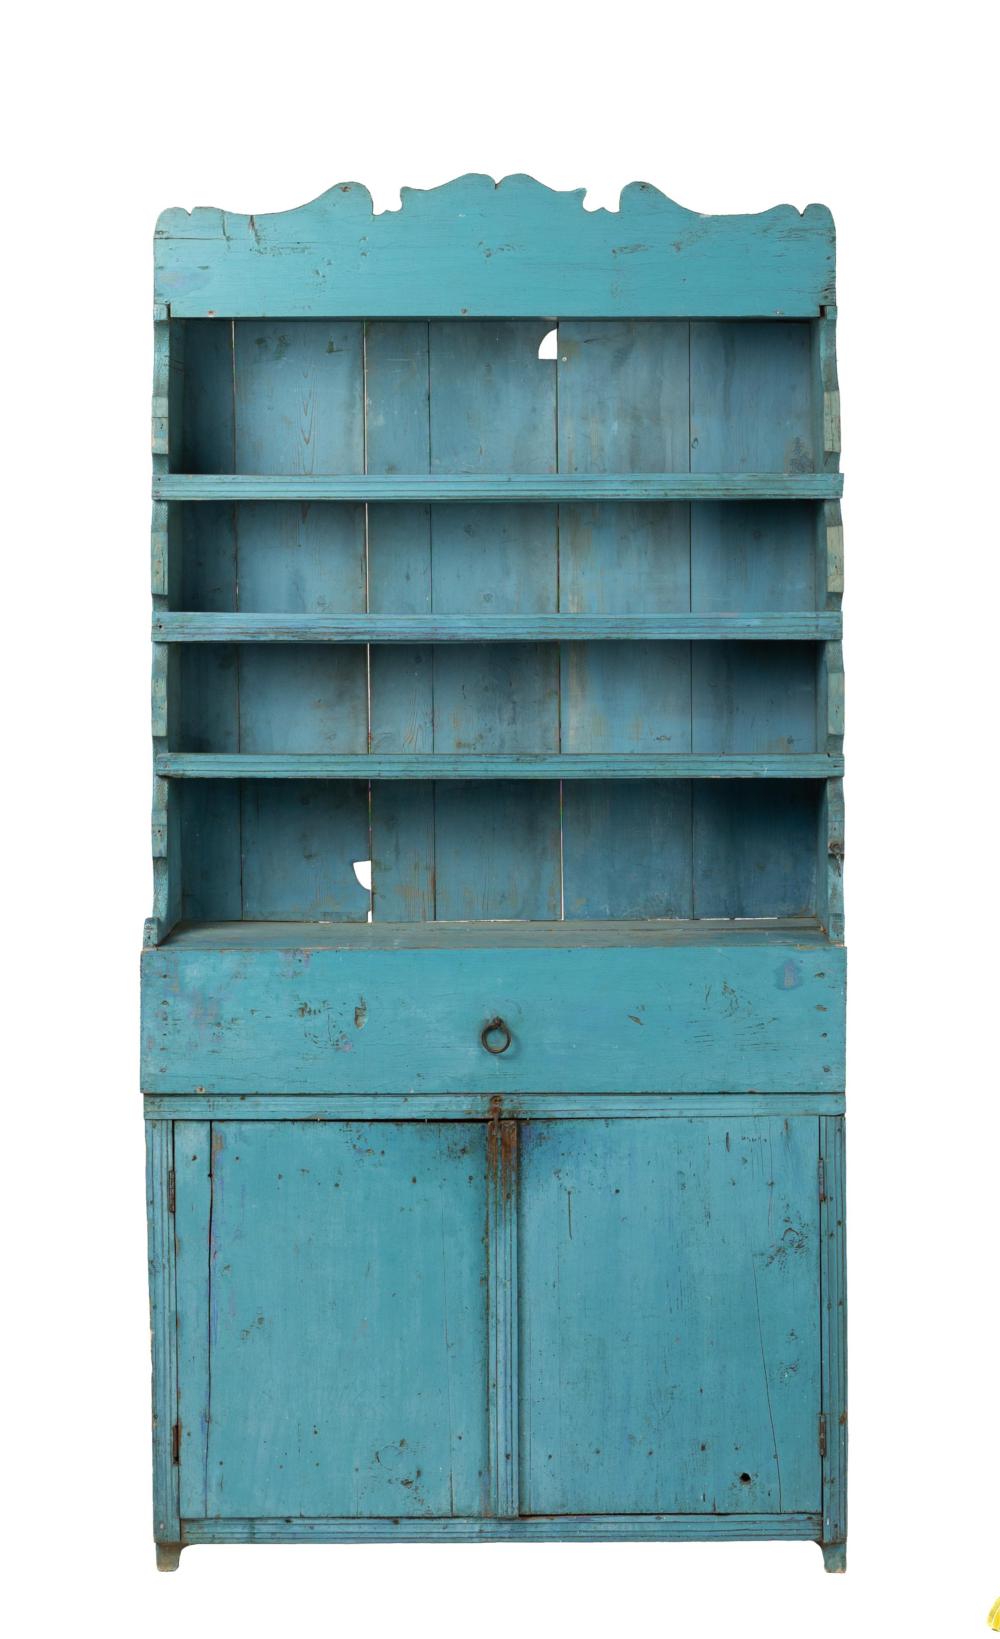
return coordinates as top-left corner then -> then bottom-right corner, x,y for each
821,1540 -> 846,1574
156,1541 -> 182,1572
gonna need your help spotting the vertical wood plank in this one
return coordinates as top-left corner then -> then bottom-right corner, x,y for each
236,646 -> 368,753
690,321 -> 814,474
433,784 -> 561,920
176,321 -> 240,929
149,317 -> 184,945
562,783 -> 693,918
688,324 -> 823,927
232,320 -> 368,921
241,781 -> 371,920
817,776 -> 846,941
233,321 -> 364,476
178,783 -> 243,922
693,783 -> 819,918
692,643 -> 817,754
366,321 -> 435,918
488,1118 -> 519,1518
179,320 -> 234,474
518,1116 -> 821,1514
235,500 -> 366,613
820,1115 -> 847,1550
692,501 -> 817,612
146,1119 -> 179,1544
558,320 -> 692,917
205,1121 -> 489,1517
174,1120 -> 211,1519
428,321 -> 560,918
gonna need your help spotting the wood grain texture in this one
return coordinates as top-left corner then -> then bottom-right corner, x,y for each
820,1115 -> 847,1551
519,1117 -> 821,1513
156,752 -> 843,779
156,472 -> 843,500
173,1121 -> 210,1518
201,1121 -> 489,1517
181,1513 -> 822,1542
488,1120 -> 519,1516
145,1120 -> 179,1543
154,612 -> 843,641
155,175 -> 835,319
140,943 -> 845,1094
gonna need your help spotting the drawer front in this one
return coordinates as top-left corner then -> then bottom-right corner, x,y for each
142,944 -> 844,1094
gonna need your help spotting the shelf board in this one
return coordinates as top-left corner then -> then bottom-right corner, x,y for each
161,917 -> 831,951
155,752 -> 844,780
154,612 -> 843,643
153,473 -> 844,502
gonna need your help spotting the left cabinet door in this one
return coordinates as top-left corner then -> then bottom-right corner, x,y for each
174,1120 -> 490,1519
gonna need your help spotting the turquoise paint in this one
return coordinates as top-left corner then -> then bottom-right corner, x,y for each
519,1117 -> 821,1513
145,177 -> 845,1570
154,175 -> 834,319
155,472 -> 843,499
200,1122 -> 489,1517
141,944 -> 844,1094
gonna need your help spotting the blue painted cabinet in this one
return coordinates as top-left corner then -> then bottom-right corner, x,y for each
144,177 -> 846,1570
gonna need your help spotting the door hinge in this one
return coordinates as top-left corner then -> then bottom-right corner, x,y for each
167,1169 -> 176,1214
818,1156 -> 826,1203
818,1412 -> 827,1458
171,1421 -> 181,1465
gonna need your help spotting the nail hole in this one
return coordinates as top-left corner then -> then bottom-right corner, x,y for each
739,1472 -> 752,1485
537,326 -> 558,361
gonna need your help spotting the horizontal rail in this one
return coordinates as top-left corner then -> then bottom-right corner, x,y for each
153,473 -> 844,502
153,612 -> 842,643
145,1091 -> 844,1119
179,1513 -> 823,1545
155,752 -> 844,780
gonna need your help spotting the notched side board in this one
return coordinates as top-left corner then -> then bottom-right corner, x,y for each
141,944 -> 845,1094
155,174 -> 835,319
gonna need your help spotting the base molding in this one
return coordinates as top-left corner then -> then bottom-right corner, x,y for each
181,1513 -> 822,1546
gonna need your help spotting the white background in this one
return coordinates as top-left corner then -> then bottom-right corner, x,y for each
5,3 -> 998,1633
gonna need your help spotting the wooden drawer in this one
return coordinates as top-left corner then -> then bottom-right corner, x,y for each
141,941 -> 844,1094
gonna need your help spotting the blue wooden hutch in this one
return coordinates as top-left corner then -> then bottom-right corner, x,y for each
143,176 -> 846,1571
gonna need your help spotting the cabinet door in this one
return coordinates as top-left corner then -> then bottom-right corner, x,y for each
518,1116 -> 821,1515
176,1121 -> 489,1518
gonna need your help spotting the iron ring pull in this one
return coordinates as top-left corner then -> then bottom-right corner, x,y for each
480,1016 -> 512,1055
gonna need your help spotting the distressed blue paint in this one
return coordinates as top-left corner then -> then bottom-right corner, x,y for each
140,943 -> 845,1094
145,177 -> 845,1571
154,175 -> 835,319
181,1513 -> 822,1543
156,612 -> 843,641
202,1122 -> 489,1517
155,472 -> 843,500
519,1117 -> 821,1513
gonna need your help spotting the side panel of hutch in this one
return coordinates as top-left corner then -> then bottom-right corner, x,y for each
144,176 -> 846,1571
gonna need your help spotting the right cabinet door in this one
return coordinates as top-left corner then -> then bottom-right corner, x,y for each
518,1115 -> 822,1516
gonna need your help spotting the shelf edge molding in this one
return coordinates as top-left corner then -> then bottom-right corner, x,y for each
153,473 -> 844,502
155,752 -> 845,781
153,612 -> 843,643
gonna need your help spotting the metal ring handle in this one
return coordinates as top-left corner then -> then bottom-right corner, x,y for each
480,1016 -> 512,1055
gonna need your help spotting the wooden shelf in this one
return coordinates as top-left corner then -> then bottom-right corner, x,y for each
154,612 -> 842,643
153,473 -> 844,502
161,917 -> 831,951
155,752 -> 844,780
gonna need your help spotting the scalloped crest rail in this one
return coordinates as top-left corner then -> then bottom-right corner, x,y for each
144,175 -> 846,1574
